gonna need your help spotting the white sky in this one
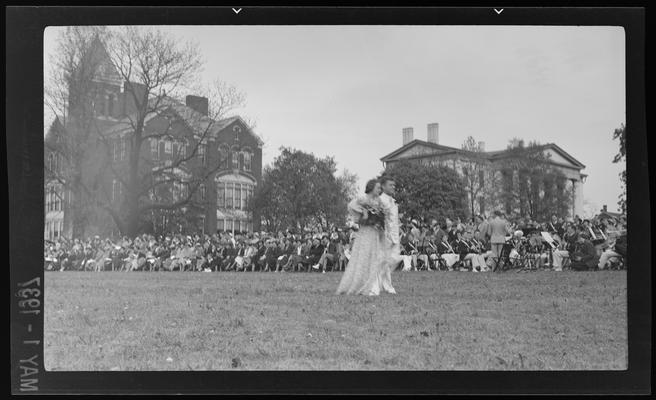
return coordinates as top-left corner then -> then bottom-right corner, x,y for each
44,25 -> 626,214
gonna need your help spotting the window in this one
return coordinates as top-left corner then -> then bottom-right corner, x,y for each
243,151 -> 252,172
479,170 -> 485,188
219,145 -> 229,169
113,139 -> 126,162
199,184 -> 206,202
54,188 -> 60,211
179,141 -> 186,159
217,219 -> 224,232
231,151 -> 239,170
103,95 -> 110,116
226,183 -> 234,208
112,179 -> 122,202
48,152 -> 62,174
199,215 -> 205,235
173,182 -> 188,202
198,144 -> 207,165
235,184 -> 242,210
165,140 -> 172,155
172,142 -> 178,158
225,219 -> 233,232
241,186 -> 248,209
108,94 -> 115,117
151,139 -> 159,160
96,94 -> 105,116
217,184 -> 225,208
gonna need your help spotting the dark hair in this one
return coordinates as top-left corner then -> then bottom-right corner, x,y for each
364,179 -> 379,194
379,176 -> 395,186
494,210 -> 503,217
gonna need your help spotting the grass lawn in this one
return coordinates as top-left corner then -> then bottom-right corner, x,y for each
44,270 -> 627,371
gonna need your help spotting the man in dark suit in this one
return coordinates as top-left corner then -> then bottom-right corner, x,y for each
308,238 -> 325,272
548,214 -> 564,237
569,233 -> 598,271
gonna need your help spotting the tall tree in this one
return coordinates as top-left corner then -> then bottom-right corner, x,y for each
612,123 -> 626,214
248,147 -> 354,231
460,136 -> 488,218
381,160 -> 469,224
493,139 -> 572,221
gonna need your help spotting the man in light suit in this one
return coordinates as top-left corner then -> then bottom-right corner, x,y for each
489,210 -> 510,263
379,176 -> 399,294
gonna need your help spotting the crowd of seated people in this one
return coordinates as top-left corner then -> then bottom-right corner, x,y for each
44,212 -> 627,273
393,211 -> 627,272
43,227 -> 356,273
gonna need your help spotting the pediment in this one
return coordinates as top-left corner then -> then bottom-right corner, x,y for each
386,143 -> 446,161
542,146 -> 585,169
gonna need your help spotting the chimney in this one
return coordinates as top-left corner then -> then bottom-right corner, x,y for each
185,95 -> 209,116
427,123 -> 439,144
402,127 -> 414,146
478,141 -> 485,152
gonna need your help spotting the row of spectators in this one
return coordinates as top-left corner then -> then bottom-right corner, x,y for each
395,212 -> 627,271
44,228 -> 356,273
44,212 -> 626,273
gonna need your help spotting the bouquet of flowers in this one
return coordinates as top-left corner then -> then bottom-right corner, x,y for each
360,203 -> 386,231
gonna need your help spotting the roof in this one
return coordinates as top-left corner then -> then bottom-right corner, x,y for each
597,211 -> 623,219
45,116 -> 65,146
101,96 -> 263,145
380,139 -> 472,162
381,140 -> 585,170
488,143 -> 586,169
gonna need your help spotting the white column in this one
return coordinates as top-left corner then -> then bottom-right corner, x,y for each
571,179 -> 584,218
574,179 -> 584,218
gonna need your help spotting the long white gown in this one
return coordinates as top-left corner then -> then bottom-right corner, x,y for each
336,195 -> 387,296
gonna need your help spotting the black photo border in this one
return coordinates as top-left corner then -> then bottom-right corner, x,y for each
8,5 -> 650,395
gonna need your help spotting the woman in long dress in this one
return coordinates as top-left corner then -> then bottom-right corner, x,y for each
336,179 -> 388,296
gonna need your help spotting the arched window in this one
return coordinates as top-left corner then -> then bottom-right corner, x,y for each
242,148 -> 252,172
218,144 -> 229,169
231,146 -> 240,169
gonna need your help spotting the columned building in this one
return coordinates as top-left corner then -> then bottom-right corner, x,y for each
380,124 -> 587,218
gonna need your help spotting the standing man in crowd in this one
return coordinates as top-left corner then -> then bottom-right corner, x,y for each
489,210 -> 510,265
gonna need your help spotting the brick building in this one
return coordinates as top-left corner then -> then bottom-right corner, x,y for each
44,37 -> 263,240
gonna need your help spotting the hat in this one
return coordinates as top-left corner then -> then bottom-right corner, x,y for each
514,230 -> 524,237
411,219 -> 419,226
